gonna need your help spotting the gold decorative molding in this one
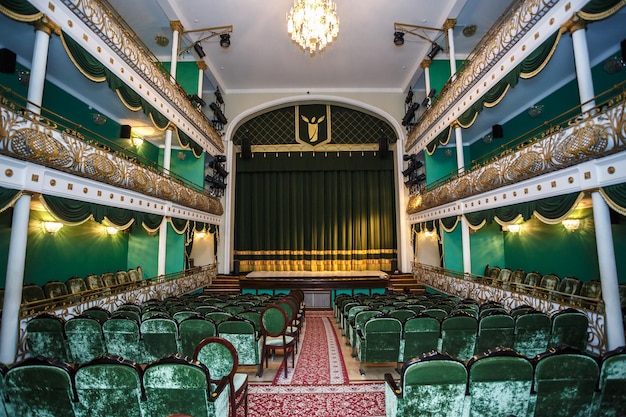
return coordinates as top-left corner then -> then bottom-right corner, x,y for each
420,59 -> 432,69
561,14 -> 588,34
443,18 -> 457,31
32,15 -> 61,36
170,20 -> 184,33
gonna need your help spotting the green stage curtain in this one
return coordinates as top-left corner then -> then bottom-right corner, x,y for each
0,0 -> 42,22
234,153 -> 396,272
0,186 -> 21,213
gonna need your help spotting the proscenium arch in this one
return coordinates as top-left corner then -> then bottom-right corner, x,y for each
218,95 -> 413,275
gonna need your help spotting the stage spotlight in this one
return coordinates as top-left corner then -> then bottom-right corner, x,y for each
401,102 -> 420,126
210,102 -> 228,125
405,89 -> 414,104
394,31 -> 405,46
214,155 -> 227,163
215,88 -> 224,104
189,94 -> 206,107
193,42 -> 206,58
220,33 -> 231,48
428,88 -> 437,98
427,42 -> 443,59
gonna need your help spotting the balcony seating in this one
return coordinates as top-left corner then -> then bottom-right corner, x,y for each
25,313 -> 69,362
141,317 -> 179,362
513,311 -> 551,357
100,272 -> 117,288
496,267 -> 513,289
357,316 -> 402,375
474,312 -> 515,355
384,352 -> 468,417
523,272 -> 541,293
218,316 -> 262,367
114,270 -> 132,287
65,316 -> 106,364
178,316 -> 217,358
400,315 -> 440,362
259,304 -> 295,378
440,312 -> 477,361
539,274 -> 560,296
548,308 -> 589,350
533,346 -> 600,417
143,353 -> 229,417
509,269 -> 526,291
467,347 -> 534,417
21,283 -> 46,304
4,357 -> 76,417
193,337 -> 248,417
43,280 -> 69,299
596,346 -> 626,416
65,277 -> 88,295
579,279 -> 602,300
74,354 -> 145,417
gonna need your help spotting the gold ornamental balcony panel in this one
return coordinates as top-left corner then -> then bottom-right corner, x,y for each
407,94 -> 626,214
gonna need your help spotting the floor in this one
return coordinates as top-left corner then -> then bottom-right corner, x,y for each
239,309 -> 398,384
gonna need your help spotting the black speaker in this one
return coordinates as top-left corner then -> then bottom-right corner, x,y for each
0,48 -> 16,74
621,38 -> 626,62
492,124 -> 503,139
378,136 -> 389,158
241,136 -> 252,159
120,124 -> 131,139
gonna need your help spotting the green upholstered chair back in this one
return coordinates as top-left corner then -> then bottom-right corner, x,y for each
548,308 -> 589,351
127,269 -> 141,283
597,346 -> 626,417
467,348 -> 534,417
405,304 -> 426,314
360,317 -> 402,363
4,357 -> 77,417
510,269 -> 526,284
513,311 -> 551,357
475,313 -> 515,355
524,272 -> 541,287
173,310 -> 201,323
26,314 -> 69,362
102,317 -> 144,363
84,274 -> 105,291
488,266 -> 501,279
143,354 -> 228,417
196,305 -> 224,315
539,273 -> 560,292
402,315 -> 440,361
81,306 -> 110,324
347,305 -> 369,326
558,276 -> 582,295
205,311 -> 234,325
510,304 -> 534,318
400,352 -> 468,416
260,304 -> 288,337
238,310 -> 262,333
74,355 -> 144,417
66,277 -> 87,295
497,267 -> 512,283
43,280 -> 69,299
179,317 -> 217,358
141,318 -> 179,362
21,283 -> 45,303
440,313 -> 478,361
218,317 -> 260,366
65,317 -> 106,364
579,280 -> 602,300
111,309 -> 141,323
114,270 -> 131,285
389,309 -> 417,323
422,308 -> 447,320
223,305 -> 245,315
117,303 -> 142,314
533,347 -> 600,417
142,310 -> 171,321
193,337 -> 238,381
101,272 -> 117,288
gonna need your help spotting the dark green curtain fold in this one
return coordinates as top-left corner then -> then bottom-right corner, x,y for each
0,0 -> 42,21
440,216 -> 459,230
234,154 -> 396,271
579,0 -> 626,19
0,187 -> 21,213
534,192 -> 581,219
601,182 -> 626,215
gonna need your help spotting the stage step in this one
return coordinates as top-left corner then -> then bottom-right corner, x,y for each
204,274 -> 241,295
388,273 -> 425,294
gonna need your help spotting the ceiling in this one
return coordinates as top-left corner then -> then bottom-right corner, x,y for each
1,0 -> 625,148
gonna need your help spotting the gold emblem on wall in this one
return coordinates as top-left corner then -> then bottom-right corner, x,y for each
295,104 -> 331,146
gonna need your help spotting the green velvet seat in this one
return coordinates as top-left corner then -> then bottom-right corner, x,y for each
43,280 -> 69,300
84,274 -> 105,292
533,346 -> 600,417
596,346 -> 626,417
173,310 -> 200,323
81,306 -> 110,324
440,312 -> 477,361
422,308 -> 447,320
474,313 -> 515,356
194,337 -> 248,417
341,302 -> 360,334
196,305 -> 225,315
388,308 -> 417,323
73,354 -> 144,417
384,352 -> 468,417
401,315 -> 440,362
467,347 -> 534,417
218,317 -> 261,367
141,317 -> 180,362
238,310 -> 262,334
346,305 -> 370,345
357,316 -> 402,375
65,277 -> 88,303
116,302 -> 142,315
259,304 -> 295,378
65,316 -> 106,364
510,304 -> 535,318
111,309 -> 141,323
548,308 -> 589,351
4,357 -> 77,417
223,305 -> 245,315
205,311 -> 234,325
351,310 -> 382,357
21,283 -> 46,304
102,316 -> 145,362
143,353 -> 229,417
26,313 -> 69,362
514,311 -> 551,357
100,272 -> 117,289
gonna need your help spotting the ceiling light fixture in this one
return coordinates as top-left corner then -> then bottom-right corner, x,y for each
92,113 -> 107,126
562,218 -> 580,232
42,221 -> 63,235
287,0 -> 340,55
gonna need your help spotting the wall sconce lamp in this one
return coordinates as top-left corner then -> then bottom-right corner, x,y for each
131,136 -> 144,147
43,221 -> 63,235
195,231 -> 206,238
527,104 -> 544,119
105,226 -> 119,235
562,218 -> 580,232
503,224 -> 521,233
424,230 -> 435,237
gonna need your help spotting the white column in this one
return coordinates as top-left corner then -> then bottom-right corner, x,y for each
444,19 -> 457,81
197,61 -> 205,96
157,216 -> 168,277
163,128 -> 173,175
169,21 -> 183,83
591,192 -> 625,349
461,218 -> 471,275
220,139 -> 236,274
0,193 -> 32,364
26,22 -> 53,114
570,20 -> 595,113
454,126 -> 465,173
421,59 -> 432,107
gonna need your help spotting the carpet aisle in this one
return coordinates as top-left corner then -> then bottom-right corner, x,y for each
247,311 -> 386,417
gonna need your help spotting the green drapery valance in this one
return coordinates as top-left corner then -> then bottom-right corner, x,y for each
0,0 -> 42,22
440,216 -> 459,233
426,30 -> 561,154
59,31 -> 205,158
600,182 -> 626,216
0,187 -> 21,213
578,0 -> 626,20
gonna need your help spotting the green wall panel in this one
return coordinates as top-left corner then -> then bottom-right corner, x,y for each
166,223 -> 185,275
442,226 -> 463,272
127,224 -> 160,280
162,61 -> 200,95
168,149 -> 205,187
470,222 -> 505,276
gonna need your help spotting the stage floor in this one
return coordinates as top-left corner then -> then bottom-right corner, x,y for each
245,270 -> 388,278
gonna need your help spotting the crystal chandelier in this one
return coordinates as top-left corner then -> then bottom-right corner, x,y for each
287,0 -> 339,54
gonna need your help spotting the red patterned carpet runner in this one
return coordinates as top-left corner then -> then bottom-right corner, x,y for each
248,311 -> 385,417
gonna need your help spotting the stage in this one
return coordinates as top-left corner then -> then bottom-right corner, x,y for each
240,271 -> 390,308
